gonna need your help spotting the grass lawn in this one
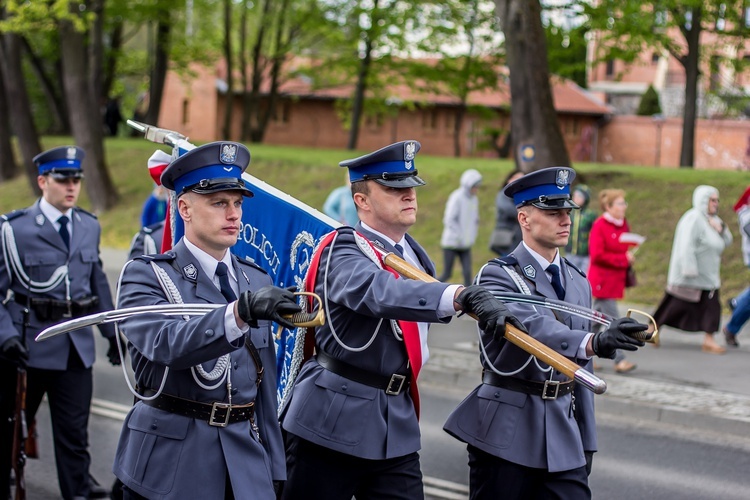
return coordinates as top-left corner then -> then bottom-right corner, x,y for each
1,136 -> 749,309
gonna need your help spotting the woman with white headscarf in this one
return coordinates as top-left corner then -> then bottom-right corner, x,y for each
652,185 -> 733,354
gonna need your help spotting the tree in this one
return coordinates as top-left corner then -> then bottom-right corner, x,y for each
0,52 -> 17,181
637,84 -> 662,116
544,21 -> 588,89
58,2 -> 119,211
581,0 -> 749,168
223,0 -> 234,139
410,0 -> 504,157
0,28 -> 42,194
494,0 -> 570,171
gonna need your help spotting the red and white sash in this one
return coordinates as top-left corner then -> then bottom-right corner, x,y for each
304,230 -> 423,418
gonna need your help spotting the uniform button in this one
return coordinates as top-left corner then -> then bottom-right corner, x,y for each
494,392 -> 500,398
151,422 -> 158,430
233,362 -> 239,370
341,384 -> 348,391
561,342 -> 568,350
419,298 -> 427,306
231,388 -> 239,395
205,329 -> 215,337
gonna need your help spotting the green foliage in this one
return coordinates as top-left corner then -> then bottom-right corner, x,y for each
543,23 -> 588,88
636,85 -> 662,116
2,138 -> 749,310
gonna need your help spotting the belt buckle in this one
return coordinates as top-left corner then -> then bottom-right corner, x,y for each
385,374 -> 406,396
542,380 -> 560,400
209,402 -> 231,427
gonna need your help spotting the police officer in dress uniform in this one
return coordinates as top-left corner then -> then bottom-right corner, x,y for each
444,167 -> 648,500
127,220 -> 165,260
112,142 -> 301,500
0,146 -> 119,499
280,141 -> 520,500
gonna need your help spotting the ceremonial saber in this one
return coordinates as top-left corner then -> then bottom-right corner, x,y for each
489,292 -> 659,344
35,293 -> 326,342
376,250 -> 608,395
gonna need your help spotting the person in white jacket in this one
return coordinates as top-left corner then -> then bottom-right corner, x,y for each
437,169 -> 482,285
652,185 -> 733,354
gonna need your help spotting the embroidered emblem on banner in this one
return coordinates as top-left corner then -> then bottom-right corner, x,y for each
523,264 -> 536,279
183,263 -> 198,280
220,144 -> 238,164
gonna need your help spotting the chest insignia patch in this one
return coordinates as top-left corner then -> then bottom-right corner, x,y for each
35,214 -> 45,226
183,263 -> 198,281
523,264 -> 536,279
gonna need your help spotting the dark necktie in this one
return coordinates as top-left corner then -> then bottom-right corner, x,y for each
58,215 -> 70,249
394,244 -> 404,258
215,262 -> 237,302
547,264 -> 565,300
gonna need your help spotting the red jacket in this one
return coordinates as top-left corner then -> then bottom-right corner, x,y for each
587,216 -> 631,299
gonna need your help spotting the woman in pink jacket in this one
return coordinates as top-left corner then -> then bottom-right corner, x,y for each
588,189 -> 637,373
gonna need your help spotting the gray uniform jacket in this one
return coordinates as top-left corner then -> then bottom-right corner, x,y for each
444,243 -> 597,472
0,201 -> 115,370
281,224 -> 452,460
112,240 -> 284,499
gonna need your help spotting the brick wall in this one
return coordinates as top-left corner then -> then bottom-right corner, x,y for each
596,115 -> 750,170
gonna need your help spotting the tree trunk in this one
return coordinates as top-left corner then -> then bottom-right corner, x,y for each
0,52 -> 17,181
144,17 -> 171,126
58,16 -> 119,212
89,0 -> 105,102
0,32 -> 42,194
254,0 -> 290,143
246,0 -> 272,142
20,37 -> 69,134
679,7 -> 701,168
222,0 -> 234,140
454,105 -> 466,157
102,19 -> 124,101
495,0 -> 570,171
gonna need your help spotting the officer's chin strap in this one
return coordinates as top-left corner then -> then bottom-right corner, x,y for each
2,220 -> 68,293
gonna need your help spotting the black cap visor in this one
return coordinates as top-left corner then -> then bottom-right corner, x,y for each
363,170 -> 426,188
521,194 -> 579,210
47,169 -> 84,180
180,177 -> 254,197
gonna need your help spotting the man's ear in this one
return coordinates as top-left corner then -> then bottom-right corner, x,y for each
177,196 -> 191,222
517,208 -> 530,229
353,192 -> 368,212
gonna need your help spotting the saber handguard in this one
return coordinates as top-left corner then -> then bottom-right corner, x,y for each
285,292 -> 324,327
625,309 -> 659,344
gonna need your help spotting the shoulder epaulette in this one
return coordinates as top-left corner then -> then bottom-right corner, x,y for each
235,254 -> 268,275
73,206 -> 98,219
562,257 -> 586,278
490,254 -> 518,267
1,209 -> 27,222
134,251 -> 176,263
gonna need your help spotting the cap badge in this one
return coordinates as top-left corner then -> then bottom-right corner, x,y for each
404,141 -> 417,162
556,169 -> 570,189
66,147 -> 77,160
523,264 -> 536,279
183,263 -> 198,280
219,144 -> 238,164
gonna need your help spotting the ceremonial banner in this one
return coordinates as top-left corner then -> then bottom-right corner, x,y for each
233,174 -> 337,406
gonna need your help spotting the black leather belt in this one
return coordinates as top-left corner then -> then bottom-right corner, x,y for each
139,389 -> 255,427
482,370 -> 574,400
12,292 -> 99,321
316,350 -> 410,396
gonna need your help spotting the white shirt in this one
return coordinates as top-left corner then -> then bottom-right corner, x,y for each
39,198 -> 73,241
360,222 -> 461,365
183,237 -> 248,342
522,242 -> 593,359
